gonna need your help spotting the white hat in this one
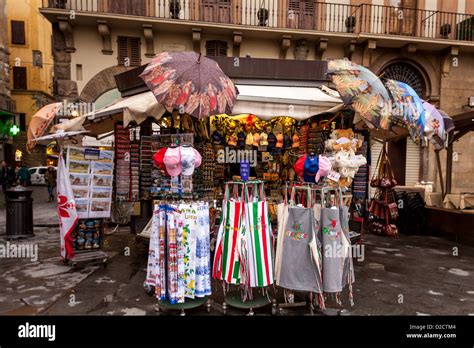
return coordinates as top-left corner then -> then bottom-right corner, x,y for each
181,146 -> 200,176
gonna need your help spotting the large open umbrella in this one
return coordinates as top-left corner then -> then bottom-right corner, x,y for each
384,79 -> 425,144
140,51 -> 239,119
423,101 -> 447,149
27,102 -> 62,151
327,59 -> 392,130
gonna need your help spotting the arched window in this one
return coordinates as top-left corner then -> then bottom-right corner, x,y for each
381,62 -> 425,97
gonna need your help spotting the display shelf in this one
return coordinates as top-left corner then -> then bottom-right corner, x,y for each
156,297 -> 211,316
223,290 -> 274,316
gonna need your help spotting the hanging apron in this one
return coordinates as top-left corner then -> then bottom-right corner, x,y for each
278,205 -> 323,293
158,206 -> 167,300
195,203 -> 212,297
245,183 -> 274,288
175,206 -> 186,303
180,203 -> 197,299
212,184 -> 247,285
166,206 -> 179,304
145,204 -> 161,294
274,201 -> 288,285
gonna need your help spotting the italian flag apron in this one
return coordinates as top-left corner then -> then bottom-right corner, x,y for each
246,200 -> 274,287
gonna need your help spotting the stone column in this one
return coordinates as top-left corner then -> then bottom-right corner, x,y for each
52,23 -> 78,101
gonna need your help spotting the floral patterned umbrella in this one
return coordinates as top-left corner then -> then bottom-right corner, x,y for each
140,51 -> 239,119
327,59 -> 392,130
384,79 -> 425,144
423,101 -> 447,149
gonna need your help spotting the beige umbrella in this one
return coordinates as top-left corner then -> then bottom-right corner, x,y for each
27,102 -> 62,151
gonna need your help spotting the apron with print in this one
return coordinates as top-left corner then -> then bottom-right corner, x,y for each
195,203 -> 212,297
166,208 -> 179,304
176,208 -> 186,303
180,203 -> 197,299
278,206 -> 323,293
320,207 -> 350,294
145,204 -> 161,294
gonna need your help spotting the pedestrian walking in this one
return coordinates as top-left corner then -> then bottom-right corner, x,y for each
0,161 -> 8,192
18,164 -> 31,187
45,166 -> 57,202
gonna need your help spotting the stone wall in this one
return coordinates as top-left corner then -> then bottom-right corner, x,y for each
52,23 -> 78,101
429,52 -> 474,194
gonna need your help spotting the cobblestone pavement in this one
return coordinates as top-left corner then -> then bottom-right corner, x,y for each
1,186 -> 473,316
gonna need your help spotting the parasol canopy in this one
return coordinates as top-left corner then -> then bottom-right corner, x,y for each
140,51 -> 239,119
423,101 -> 447,149
384,79 -> 426,143
327,59 -> 391,130
27,102 -> 63,150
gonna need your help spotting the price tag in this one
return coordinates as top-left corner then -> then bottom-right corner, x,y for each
336,137 -> 350,144
327,170 -> 341,182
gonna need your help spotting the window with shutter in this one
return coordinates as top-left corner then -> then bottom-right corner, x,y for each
11,21 -> 26,45
13,67 -> 27,90
117,36 -> 141,66
205,40 -> 228,57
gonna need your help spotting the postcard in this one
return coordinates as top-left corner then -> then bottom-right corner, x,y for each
91,186 -> 112,199
91,161 -> 114,175
67,146 -> 85,161
68,160 -> 90,174
69,173 -> 90,186
92,174 -> 113,187
72,186 -> 90,200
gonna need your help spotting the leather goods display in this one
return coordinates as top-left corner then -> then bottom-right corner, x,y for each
368,142 -> 399,236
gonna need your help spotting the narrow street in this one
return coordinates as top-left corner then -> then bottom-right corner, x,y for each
1,186 -> 473,316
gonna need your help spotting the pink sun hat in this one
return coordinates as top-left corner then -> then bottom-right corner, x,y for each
315,155 -> 331,182
164,146 -> 182,176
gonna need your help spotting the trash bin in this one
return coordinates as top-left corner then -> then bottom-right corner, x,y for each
5,186 -> 34,238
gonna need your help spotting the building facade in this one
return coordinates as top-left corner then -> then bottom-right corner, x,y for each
8,0 -> 55,167
0,0 -> 17,164
39,0 -> 474,193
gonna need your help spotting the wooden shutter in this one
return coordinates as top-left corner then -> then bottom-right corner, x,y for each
217,0 -> 231,24
129,38 -> 141,66
287,0 -> 300,29
108,0 -> 128,14
117,36 -> 128,65
117,36 -> 141,66
206,40 -> 228,57
11,21 -> 26,45
401,0 -> 416,35
13,67 -> 27,90
300,0 -> 315,30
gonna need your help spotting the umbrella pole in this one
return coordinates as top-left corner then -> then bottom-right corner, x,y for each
435,150 -> 445,198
